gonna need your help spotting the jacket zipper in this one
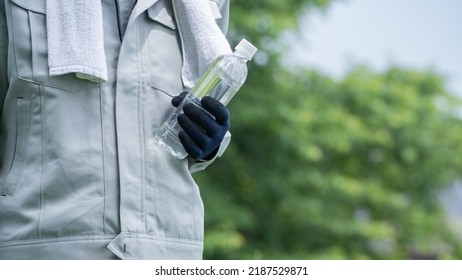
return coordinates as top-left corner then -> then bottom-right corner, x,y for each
115,0 -> 138,40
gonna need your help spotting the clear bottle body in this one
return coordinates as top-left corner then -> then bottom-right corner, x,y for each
154,54 -> 249,159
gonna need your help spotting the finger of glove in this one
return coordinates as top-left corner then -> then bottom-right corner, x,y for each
177,113 -> 212,149
183,103 -> 225,138
171,91 -> 189,107
178,131 -> 203,159
201,96 -> 230,126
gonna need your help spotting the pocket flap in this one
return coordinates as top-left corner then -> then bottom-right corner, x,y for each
147,1 -> 177,29
11,0 -> 46,14
208,0 -> 222,19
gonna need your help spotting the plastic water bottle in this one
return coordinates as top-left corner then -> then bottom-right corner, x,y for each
154,39 -> 258,159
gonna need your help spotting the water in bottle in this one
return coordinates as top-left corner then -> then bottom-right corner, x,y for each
154,39 -> 258,159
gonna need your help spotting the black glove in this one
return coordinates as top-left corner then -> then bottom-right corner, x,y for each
172,92 -> 230,160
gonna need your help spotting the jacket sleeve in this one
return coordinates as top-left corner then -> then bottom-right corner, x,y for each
0,0 -> 8,117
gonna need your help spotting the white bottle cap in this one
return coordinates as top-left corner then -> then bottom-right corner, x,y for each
235,39 -> 258,61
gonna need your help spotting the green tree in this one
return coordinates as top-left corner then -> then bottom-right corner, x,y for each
194,0 -> 462,259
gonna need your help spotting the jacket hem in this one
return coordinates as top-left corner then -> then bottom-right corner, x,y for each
0,235 -> 119,260
0,233 -> 203,260
107,232 -> 203,260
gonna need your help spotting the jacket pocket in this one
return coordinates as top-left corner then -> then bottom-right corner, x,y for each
10,0 -> 99,92
0,97 -> 31,196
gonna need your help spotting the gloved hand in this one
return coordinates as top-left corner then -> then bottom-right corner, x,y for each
172,92 -> 230,160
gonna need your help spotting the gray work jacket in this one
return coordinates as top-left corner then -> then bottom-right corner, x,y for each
0,0 -> 231,259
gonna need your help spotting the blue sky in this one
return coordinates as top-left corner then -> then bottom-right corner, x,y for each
286,0 -> 462,97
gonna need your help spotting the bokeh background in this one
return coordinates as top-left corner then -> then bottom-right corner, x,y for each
194,0 -> 462,259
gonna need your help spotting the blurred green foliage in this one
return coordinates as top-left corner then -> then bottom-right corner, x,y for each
193,0 -> 462,259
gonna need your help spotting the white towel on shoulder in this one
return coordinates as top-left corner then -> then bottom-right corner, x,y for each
45,0 -> 232,86
172,0 -> 232,88
46,0 -> 107,82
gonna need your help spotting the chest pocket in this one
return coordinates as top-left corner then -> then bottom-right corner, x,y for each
10,0 -> 99,92
144,0 -> 183,129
